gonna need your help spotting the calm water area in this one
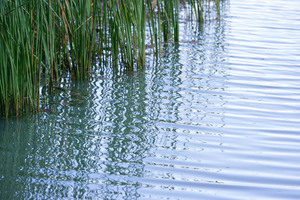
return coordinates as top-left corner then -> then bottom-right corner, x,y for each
1,0 -> 300,199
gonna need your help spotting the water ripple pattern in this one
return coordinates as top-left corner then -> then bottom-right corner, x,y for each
1,0 -> 300,199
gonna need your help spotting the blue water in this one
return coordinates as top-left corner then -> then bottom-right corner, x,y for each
1,0 -> 300,199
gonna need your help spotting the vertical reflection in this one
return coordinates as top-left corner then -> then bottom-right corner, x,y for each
147,1 -> 229,128
101,71 -> 153,199
0,67 -> 155,199
142,1 -> 229,191
21,80 -> 103,199
147,43 -> 183,125
0,119 -> 31,200
147,16 -> 228,130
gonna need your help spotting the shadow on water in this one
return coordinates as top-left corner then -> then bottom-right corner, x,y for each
0,119 -> 32,199
0,68 -> 157,199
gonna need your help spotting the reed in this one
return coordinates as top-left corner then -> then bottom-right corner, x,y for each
0,0 -> 221,117
0,1 -> 41,117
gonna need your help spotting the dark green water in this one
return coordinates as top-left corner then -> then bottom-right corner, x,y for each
1,0 -> 300,199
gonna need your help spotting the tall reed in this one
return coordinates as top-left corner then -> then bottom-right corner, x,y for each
0,0 -> 221,117
0,1 -> 41,117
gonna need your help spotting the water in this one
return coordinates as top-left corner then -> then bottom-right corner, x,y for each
1,0 -> 300,199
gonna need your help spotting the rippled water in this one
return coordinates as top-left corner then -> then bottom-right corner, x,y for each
1,0 -> 300,199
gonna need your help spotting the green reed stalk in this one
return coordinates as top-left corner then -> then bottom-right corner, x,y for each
1,0 -> 220,117
133,0 -> 146,67
146,0 -> 159,56
0,1 -> 41,117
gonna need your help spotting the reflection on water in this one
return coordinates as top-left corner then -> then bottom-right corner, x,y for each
1,73 -> 154,199
1,0 -> 300,199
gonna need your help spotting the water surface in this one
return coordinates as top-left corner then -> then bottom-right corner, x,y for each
1,0 -> 300,199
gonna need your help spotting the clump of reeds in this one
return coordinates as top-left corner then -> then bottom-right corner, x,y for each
1,1 -> 40,117
0,0 -> 221,117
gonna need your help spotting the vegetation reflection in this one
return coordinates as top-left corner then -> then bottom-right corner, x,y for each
0,0 -> 222,117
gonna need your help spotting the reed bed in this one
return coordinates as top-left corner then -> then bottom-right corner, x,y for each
0,0 -> 221,117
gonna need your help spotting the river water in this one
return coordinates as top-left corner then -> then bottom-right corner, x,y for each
1,0 -> 300,199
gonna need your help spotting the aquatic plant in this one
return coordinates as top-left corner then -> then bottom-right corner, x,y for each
0,1 -> 41,117
0,0 -> 221,117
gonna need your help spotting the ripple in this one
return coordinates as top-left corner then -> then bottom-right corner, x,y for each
1,0 -> 300,199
